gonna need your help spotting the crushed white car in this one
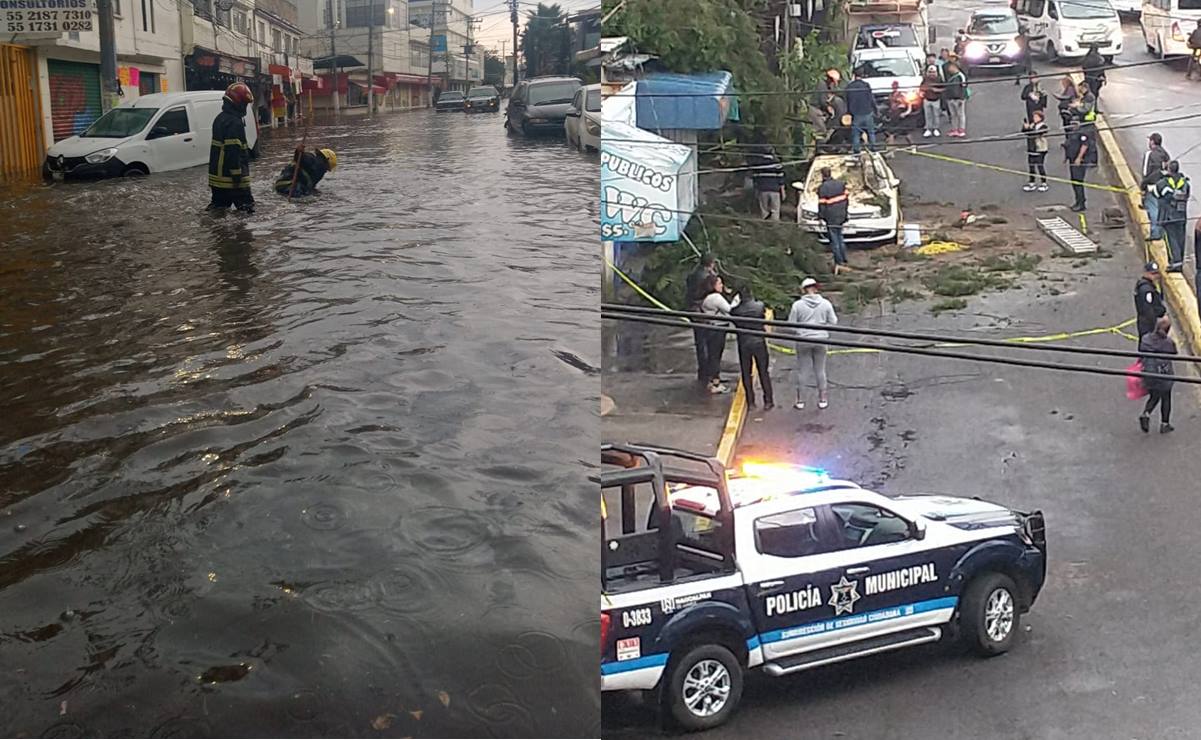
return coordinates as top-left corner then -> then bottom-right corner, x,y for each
794,151 -> 901,246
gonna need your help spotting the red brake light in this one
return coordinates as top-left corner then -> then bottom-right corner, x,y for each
600,612 -> 611,655
1173,22 -> 1184,41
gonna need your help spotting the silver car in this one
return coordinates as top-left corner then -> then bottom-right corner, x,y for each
565,84 -> 601,152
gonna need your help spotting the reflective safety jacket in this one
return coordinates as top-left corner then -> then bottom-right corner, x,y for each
208,100 -> 251,190
1156,174 -> 1191,220
274,151 -> 330,196
816,177 -> 849,226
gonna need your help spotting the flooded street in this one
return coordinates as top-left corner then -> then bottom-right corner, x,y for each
0,110 -> 598,737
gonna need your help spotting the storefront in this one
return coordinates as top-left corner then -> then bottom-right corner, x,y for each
46,59 -> 102,143
392,73 -> 431,109
184,49 -> 259,93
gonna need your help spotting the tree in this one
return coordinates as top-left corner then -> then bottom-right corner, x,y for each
521,3 -> 571,77
483,50 -> 507,87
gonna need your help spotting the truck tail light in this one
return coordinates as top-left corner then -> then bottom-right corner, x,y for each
1172,22 -> 1185,42
600,612 -> 611,655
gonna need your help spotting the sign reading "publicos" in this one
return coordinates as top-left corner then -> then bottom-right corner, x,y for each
0,0 -> 95,36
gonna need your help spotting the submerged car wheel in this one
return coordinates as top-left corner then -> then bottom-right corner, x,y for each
122,164 -> 149,177
960,571 -> 1020,656
663,643 -> 743,732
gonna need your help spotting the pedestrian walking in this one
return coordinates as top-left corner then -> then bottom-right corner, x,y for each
1082,44 -> 1107,108
943,62 -> 969,137
846,68 -> 878,153
1138,316 -> 1177,434
699,274 -> 739,394
1065,119 -> 1096,212
1022,110 -> 1049,192
685,255 -> 718,383
748,143 -> 786,220
817,166 -> 850,274
1154,160 -> 1191,271
1187,20 -> 1201,79
730,285 -> 774,409
1141,133 -> 1171,241
1134,260 -> 1166,339
207,82 -> 257,214
1019,73 -> 1047,121
788,277 -> 838,410
920,67 -> 944,138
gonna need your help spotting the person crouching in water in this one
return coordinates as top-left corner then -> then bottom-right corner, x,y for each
274,147 -> 338,196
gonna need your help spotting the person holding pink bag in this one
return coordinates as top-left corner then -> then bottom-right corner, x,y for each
1136,316 -> 1177,434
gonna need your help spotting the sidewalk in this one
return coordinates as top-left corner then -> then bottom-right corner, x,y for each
601,320 -> 744,463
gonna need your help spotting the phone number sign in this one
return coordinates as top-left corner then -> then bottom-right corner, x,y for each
0,0 -> 95,35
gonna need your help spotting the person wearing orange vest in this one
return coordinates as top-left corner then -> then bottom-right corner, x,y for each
816,166 -> 850,274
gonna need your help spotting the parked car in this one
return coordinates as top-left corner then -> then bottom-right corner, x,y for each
955,7 -> 1030,73
1140,0 -> 1201,56
851,23 -> 931,67
849,47 -> 924,115
505,76 -> 583,136
464,85 -> 500,113
435,91 -> 465,112
43,90 -> 259,180
601,444 -> 1047,732
1015,0 -> 1122,62
795,151 -> 901,246
564,83 -> 601,152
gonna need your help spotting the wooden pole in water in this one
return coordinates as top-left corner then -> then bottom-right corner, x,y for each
287,122 -> 310,201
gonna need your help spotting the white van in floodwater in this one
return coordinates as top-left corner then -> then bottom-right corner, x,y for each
44,91 -> 259,181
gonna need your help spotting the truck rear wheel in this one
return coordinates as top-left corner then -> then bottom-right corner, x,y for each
663,643 -> 743,731
960,571 -> 1020,656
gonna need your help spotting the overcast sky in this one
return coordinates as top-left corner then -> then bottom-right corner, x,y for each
469,0 -> 600,54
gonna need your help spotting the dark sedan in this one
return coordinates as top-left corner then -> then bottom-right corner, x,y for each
435,91 -> 465,112
463,86 -> 500,113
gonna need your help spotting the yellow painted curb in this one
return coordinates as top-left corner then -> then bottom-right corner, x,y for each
716,378 -> 747,468
1093,108 -> 1201,357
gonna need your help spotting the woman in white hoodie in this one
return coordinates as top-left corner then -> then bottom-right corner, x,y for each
787,277 -> 838,409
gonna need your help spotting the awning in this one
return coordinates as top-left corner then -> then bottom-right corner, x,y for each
391,73 -> 431,85
635,71 -> 737,131
313,55 -> 364,70
268,63 -> 291,78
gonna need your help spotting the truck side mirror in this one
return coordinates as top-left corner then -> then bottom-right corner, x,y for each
910,519 -> 927,540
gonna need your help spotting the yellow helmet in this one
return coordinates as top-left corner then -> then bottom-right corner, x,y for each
319,148 -> 337,170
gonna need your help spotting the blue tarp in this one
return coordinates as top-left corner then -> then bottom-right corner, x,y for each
634,71 -> 738,132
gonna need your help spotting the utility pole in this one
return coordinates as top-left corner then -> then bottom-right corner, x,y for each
510,0 -> 520,85
366,0 -> 375,114
96,0 -> 119,111
329,0 -> 340,113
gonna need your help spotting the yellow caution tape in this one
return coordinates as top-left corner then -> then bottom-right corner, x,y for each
605,256 -> 1140,356
901,148 -> 1133,194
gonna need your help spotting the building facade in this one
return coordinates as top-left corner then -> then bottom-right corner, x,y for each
408,0 -> 480,92
295,0 -> 433,112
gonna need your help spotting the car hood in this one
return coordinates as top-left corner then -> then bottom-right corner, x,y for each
864,76 -> 923,95
47,135 -> 136,157
893,494 -> 1020,531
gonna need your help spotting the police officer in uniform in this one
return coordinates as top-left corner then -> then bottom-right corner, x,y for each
208,82 -> 257,213
274,147 -> 338,196
1154,160 -> 1191,271
1065,113 -> 1097,212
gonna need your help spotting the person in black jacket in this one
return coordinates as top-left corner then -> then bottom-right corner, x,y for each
685,255 -> 718,383
1082,46 -> 1106,107
1138,316 -> 1177,434
1019,73 -> 1047,121
1134,261 -> 1166,338
274,147 -> 338,196
747,143 -> 786,220
207,82 -> 256,214
730,285 -> 774,409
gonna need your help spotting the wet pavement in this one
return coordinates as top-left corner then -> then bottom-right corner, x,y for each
603,13 -> 1201,734
0,109 -> 598,737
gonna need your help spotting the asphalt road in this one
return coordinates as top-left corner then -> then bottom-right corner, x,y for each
602,2 -> 1201,737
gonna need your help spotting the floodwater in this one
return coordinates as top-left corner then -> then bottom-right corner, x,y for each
0,109 -> 599,737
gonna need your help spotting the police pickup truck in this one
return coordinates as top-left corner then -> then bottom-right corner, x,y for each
601,444 -> 1047,731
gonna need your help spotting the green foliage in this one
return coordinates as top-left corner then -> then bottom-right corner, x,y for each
483,51 -> 507,87
522,3 -> 572,77
930,297 -> 968,314
639,215 -> 830,316
923,265 -> 1011,297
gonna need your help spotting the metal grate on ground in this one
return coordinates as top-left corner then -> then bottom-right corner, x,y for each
1037,216 -> 1099,255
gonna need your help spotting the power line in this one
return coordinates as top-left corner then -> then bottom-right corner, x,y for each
603,303 -> 1196,363
601,310 -> 1201,385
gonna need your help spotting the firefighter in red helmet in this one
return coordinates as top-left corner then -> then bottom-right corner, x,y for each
207,82 -> 256,213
